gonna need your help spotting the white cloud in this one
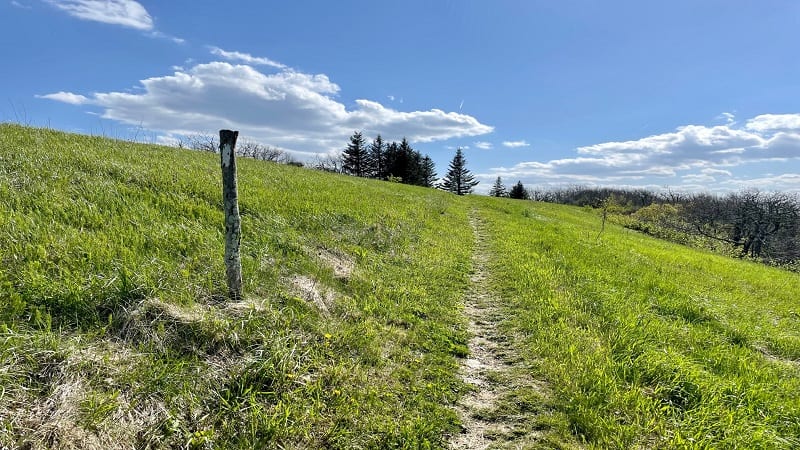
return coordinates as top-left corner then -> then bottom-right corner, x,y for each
682,173 -> 716,183
47,0 -> 153,30
149,31 -> 185,44
41,59 -> 493,157
35,91 -> 88,104
721,174 -> 800,192
208,47 -> 286,69
577,125 -> 764,157
345,100 -> 491,142
502,140 -> 530,148
745,114 -> 800,132
701,168 -> 732,177
716,112 -> 736,125
481,117 -> 800,192
11,1 -> 31,9
474,141 -> 493,149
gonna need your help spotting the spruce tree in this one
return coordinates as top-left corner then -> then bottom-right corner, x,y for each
398,138 -> 420,185
342,131 -> 368,177
488,176 -> 506,197
384,141 -> 401,181
385,138 -> 418,183
439,148 -> 479,195
420,155 -> 437,187
366,134 -> 386,179
508,180 -> 530,200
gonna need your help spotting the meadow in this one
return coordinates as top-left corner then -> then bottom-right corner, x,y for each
474,197 -> 800,448
1,124 -> 799,448
0,124 -> 474,448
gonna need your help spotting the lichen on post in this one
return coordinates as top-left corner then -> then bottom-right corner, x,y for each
219,129 -> 242,300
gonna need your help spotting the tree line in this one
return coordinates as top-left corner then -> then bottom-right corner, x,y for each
329,132 -> 437,187
488,176 -> 531,200
319,131 -> 480,195
180,130 -> 482,195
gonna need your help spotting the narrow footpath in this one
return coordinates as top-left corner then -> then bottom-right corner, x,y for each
450,212 -> 549,449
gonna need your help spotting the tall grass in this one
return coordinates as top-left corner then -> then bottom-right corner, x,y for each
0,124 -> 473,448
474,197 -> 800,448
2,123 -> 799,448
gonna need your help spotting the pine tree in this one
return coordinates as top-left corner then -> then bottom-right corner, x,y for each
420,155 -> 437,187
384,141 -> 401,181
439,148 -> 479,195
402,139 -> 423,185
342,131 -> 368,177
385,138 -> 419,183
366,134 -> 386,179
508,180 -> 530,200
488,176 -> 506,197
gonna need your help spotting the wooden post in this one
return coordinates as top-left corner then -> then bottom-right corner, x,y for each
220,129 -> 242,300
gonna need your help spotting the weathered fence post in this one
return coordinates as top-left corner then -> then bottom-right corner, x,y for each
220,129 -> 242,300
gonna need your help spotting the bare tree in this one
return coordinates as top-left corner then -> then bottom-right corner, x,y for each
179,134 -> 287,163
181,133 -> 219,153
685,190 -> 800,259
314,154 -> 342,173
237,140 -> 285,162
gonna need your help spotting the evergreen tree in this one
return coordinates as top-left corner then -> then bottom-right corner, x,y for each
508,180 -> 530,200
420,156 -> 437,187
404,141 -> 423,186
342,131 -> 368,177
366,134 -> 386,179
386,138 -> 420,184
384,141 -> 401,181
439,148 -> 479,195
488,176 -> 506,197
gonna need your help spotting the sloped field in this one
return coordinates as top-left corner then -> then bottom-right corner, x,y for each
0,125 -> 474,448
1,124 -> 799,449
473,197 -> 800,448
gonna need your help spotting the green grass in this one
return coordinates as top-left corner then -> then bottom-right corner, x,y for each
0,124 -> 473,448
473,197 -> 800,449
1,124 -> 799,448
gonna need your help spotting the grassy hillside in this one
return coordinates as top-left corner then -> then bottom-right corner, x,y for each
0,124 -> 474,448
1,124 -> 799,448
474,197 -> 800,448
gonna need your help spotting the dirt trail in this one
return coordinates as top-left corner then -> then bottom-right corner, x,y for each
449,213 -> 548,449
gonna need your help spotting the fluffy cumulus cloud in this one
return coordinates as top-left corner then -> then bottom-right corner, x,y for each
474,141 -> 493,150
481,114 -> 800,192
745,114 -> 800,132
47,0 -> 153,30
39,51 -> 493,156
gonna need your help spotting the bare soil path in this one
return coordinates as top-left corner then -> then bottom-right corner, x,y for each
449,212 -> 551,449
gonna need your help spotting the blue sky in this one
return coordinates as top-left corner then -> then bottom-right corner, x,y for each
3,0 -> 800,193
